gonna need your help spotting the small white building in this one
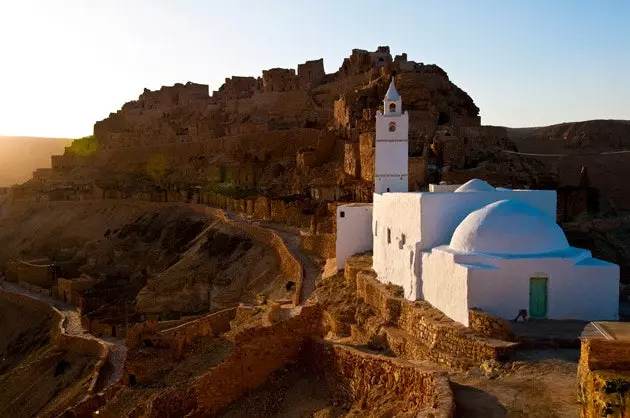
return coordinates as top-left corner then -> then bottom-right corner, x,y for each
335,77 -> 620,326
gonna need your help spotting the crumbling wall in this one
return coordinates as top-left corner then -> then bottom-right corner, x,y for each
145,305 -> 323,417
194,206 -> 304,305
306,338 -> 454,417
0,291 -> 110,395
297,58 -> 325,89
261,68 -> 298,92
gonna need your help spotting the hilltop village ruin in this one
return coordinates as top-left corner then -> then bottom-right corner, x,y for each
0,46 -> 628,417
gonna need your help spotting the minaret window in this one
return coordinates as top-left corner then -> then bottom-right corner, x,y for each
389,102 -> 397,112
389,121 -> 397,132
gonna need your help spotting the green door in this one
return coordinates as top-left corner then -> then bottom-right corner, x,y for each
529,277 -> 548,318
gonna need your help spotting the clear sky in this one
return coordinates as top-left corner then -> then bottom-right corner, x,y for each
1,0 -> 629,138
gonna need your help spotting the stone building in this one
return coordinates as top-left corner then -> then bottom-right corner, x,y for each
336,81 -> 619,327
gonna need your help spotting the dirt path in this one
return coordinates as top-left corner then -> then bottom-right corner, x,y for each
0,281 -> 127,391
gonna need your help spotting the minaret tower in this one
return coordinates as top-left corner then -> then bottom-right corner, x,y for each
374,76 -> 409,193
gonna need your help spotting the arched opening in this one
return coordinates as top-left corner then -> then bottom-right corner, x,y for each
389,102 -> 397,112
389,121 -> 396,132
437,112 -> 450,125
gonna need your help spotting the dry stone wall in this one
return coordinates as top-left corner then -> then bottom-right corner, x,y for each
345,257 -> 517,369
578,337 -> 630,418
306,338 -> 455,417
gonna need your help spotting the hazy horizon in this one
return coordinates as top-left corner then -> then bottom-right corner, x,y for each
1,0 -> 629,138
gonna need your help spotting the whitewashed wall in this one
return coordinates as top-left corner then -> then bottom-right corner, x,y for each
418,190 -> 557,250
335,204 -> 373,270
429,183 -> 462,192
372,193 -> 422,298
460,249 -> 619,322
374,110 -> 409,194
421,249 -> 471,326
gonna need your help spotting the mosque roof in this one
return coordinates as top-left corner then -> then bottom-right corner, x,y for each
454,179 -> 496,193
449,199 -> 569,256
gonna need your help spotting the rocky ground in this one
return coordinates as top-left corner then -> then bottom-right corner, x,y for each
312,269 -> 583,418
0,291 -> 95,418
0,201 -> 290,317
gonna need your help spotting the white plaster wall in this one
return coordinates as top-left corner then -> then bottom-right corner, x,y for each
418,190 -> 557,250
421,249 -> 471,326
375,110 -> 409,194
372,193 -> 422,299
463,252 -> 619,322
335,205 -> 374,270
429,184 -> 462,192
375,110 -> 409,141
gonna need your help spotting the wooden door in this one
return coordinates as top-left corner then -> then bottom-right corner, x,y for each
529,277 -> 548,318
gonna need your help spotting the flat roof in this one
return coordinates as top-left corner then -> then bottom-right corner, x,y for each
339,203 -> 373,207
582,321 -> 630,341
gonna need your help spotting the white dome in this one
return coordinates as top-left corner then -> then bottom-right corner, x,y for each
449,199 -> 569,256
454,179 -> 496,193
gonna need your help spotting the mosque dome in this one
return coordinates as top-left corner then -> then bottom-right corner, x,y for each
454,179 -> 496,193
449,199 -> 569,256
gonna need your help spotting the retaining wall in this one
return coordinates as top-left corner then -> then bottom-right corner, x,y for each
144,304 -> 323,417
299,233 -> 336,259
0,290 -> 110,395
194,205 -> 304,305
345,257 -> 517,369
578,338 -> 630,418
306,338 -> 455,417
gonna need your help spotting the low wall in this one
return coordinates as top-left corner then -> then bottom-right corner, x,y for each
299,233 -> 336,259
578,338 -> 630,418
346,258 -> 517,369
468,308 -> 515,341
194,206 -> 304,305
126,308 -> 237,357
144,305 -> 323,417
0,290 -> 110,395
306,338 -> 455,417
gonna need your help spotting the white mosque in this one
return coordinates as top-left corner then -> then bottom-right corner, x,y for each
335,78 -> 620,327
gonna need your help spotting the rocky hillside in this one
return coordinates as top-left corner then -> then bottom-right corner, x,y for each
506,120 -> 630,211
0,201 -> 288,318
0,136 -> 70,186
25,46 -> 498,203
0,293 -> 95,418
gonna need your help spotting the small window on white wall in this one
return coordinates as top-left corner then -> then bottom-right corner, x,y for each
340,211 -> 345,218
389,121 -> 396,132
389,102 -> 397,112
375,221 -> 378,236
401,233 -> 406,245
387,228 -> 391,244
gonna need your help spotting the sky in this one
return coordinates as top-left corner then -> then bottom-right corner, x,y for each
0,0 -> 629,138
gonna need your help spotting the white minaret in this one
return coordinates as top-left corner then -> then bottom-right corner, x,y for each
374,77 -> 409,193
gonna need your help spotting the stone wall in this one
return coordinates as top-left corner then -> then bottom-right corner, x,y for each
345,257 -> 517,369
578,337 -> 630,417
194,206 -> 304,305
299,233 -> 336,259
468,308 -> 515,341
306,338 -> 454,417
144,305 -> 323,417
0,290 -> 110,395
